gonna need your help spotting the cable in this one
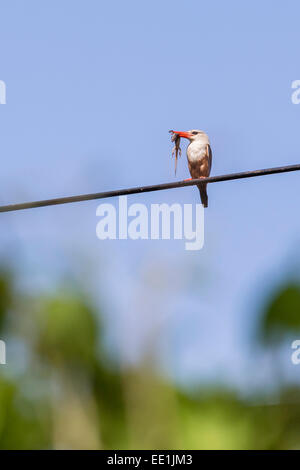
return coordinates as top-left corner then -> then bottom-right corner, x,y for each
0,163 -> 299,213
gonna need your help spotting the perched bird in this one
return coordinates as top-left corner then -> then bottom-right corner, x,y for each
170,130 -> 212,207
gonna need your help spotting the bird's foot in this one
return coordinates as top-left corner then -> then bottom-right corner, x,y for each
184,178 -> 193,181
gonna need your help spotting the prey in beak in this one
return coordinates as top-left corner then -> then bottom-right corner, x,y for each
169,130 -> 182,175
169,130 -> 192,175
169,130 -> 192,140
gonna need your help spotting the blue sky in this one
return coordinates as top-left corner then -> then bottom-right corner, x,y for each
1,0 -> 300,391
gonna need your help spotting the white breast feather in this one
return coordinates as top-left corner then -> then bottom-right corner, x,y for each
187,141 -> 209,163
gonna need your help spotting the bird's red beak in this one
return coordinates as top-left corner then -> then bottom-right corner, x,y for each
170,130 -> 191,139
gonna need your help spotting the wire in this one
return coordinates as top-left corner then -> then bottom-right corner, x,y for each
0,163 -> 299,213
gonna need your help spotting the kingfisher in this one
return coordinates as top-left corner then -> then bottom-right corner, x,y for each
170,130 -> 212,207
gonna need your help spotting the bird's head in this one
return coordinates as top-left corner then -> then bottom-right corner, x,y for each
170,129 -> 208,142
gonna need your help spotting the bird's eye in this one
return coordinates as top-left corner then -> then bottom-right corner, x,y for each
192,131 -> 198,135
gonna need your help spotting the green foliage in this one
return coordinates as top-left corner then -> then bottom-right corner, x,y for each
0,270 -> 12,334
34,293 -> 98,371
0,376 -> 51,449
0,268 -> 299,448
260,284 -> 300,344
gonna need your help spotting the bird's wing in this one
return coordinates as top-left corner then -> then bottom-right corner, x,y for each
207,144 -> 212,175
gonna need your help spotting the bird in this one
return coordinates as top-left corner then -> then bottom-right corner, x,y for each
170,129 -> 212,207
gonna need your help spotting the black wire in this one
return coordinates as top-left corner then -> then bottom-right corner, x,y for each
0,163 -> 299,213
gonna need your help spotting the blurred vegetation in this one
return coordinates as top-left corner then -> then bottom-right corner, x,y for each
0,268 -> 300,449
260,283 -> 300,344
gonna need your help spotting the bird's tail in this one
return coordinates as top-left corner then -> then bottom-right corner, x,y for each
197,183 -> 208,208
